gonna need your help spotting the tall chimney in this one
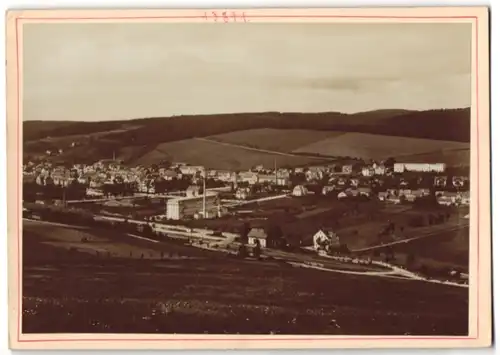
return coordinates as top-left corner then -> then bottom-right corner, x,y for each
202,169 -> 206,218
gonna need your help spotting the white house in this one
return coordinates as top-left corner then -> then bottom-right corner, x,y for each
257,174 -> 277,184
186,185 -> 202,198
434,176 -> 448,187
162,169 -> 178,180
322,185 -> 335,195
342,165 -> 353,174
452,176 -> 468,187
357,187 -> 372,197
239,171 -> 259,185
86,188 -> 104,197
436,191 -> 461,206
394,163 -> 446,173
235,188 -> 249,200
313,228 -> 340,252
292,185 -> 308,197
276,177 -> 290,187
247,228 -> 268,248
378,191 -> 388,201
362,167 -> 374,177
179,165 -> 204,176
374,165 -> 387,175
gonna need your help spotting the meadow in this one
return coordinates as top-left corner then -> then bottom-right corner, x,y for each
22,221 -> 468,335
134,138 -> 325,170
209,128 -> 341,153
389,227 -> 470,272
23,108 -> 470,165
294,133 -> 470,161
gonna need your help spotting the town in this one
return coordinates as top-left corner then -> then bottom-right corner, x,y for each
22,155 -> 470,286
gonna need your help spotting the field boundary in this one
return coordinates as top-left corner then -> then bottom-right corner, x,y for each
195,137 -> 333,160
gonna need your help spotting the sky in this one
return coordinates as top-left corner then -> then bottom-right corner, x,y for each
23,22 -> 472,122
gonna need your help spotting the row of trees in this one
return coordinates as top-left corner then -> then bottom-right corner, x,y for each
24,205 -> 159,241
407,211 -> 451,228
23,181 -> 86,202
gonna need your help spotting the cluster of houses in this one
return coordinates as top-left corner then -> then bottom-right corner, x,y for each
24,157 -> 470,209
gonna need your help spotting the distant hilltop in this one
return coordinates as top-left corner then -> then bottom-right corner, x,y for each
23,108 -> 471,168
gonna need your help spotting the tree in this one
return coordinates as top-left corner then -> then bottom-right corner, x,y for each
385,157 -> 396,170
385,246 -> 395,262
414,194 -> 438,209
406,252 -> 416,267
237,244 -> 248,258
409,215 -> 425,227
141,223 -> 154,237
253,240 -> 262,260
239,222 -> 251,243
420,264 -> 429,276
266,224 -> 283,243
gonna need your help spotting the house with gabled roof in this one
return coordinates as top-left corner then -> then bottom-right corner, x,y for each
313,228 -> 340,252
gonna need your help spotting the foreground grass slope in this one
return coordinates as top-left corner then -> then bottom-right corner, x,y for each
22,223 -> 468,335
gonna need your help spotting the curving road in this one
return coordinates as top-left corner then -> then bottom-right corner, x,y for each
22,218 -> 468,288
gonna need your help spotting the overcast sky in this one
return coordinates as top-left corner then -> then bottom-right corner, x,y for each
23,22 -> 472,122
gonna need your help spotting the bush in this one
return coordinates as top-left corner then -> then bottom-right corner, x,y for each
408,215 -> 425,227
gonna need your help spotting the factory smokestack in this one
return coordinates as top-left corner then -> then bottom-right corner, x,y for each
202,169 -> 206,218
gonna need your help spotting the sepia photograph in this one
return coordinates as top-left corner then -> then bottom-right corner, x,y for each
6,7 -> 491,350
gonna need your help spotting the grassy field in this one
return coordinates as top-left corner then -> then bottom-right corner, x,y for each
209,129 -> 342,153
389,227 -> 470,271
233,195 -> 470,275
22,221 -> 468,335
335,205 -> 469,249
23,108 -> 470,165
294,133 -> 470,161
134,139 -> 324,170
207,128 -> 470,167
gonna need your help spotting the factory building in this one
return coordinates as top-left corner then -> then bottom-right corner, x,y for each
166,192 -> 219,220
393,163 -> 446,173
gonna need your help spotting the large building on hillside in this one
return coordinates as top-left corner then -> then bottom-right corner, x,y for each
394,163 -> 446,173
166,192 -> 219,220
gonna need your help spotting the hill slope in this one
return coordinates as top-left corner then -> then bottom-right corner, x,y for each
23,108 -> 471,165
294,132 -> 469,161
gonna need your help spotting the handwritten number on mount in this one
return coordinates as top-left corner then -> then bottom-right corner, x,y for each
204,11 -> 248,23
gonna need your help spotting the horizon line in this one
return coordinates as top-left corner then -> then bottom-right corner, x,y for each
22,106 -> 471,123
